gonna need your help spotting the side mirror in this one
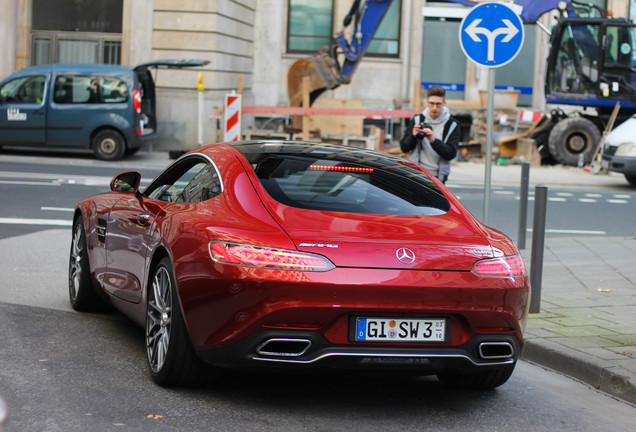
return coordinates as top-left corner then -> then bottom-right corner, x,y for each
111,171 -> 141,194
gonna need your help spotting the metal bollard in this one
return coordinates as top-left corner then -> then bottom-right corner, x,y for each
517,161 -> 530,250
529,185 -> 548,313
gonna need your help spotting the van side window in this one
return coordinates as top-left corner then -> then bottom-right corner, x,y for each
0,75 -> 47,104
53,76 -> 128,104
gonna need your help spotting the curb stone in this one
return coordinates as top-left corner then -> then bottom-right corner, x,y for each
522,339 -> 636,405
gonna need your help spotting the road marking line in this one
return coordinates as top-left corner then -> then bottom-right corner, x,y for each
555,192 -> 573,196
584,193 -> 602,197
41,207 -> 75,212
548,197 -> 567,202
527,228 -> 606,235
0,180 -> 61,186
578,198 -> 597,203
0,217 -> 72,226
613,194 -> 631,199
494,190 -> 514,195
607,199 -> 628,204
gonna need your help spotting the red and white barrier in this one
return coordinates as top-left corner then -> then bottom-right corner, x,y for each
513,109 -> 549,134
518,110 -> 545,123
224,93 -> 241,142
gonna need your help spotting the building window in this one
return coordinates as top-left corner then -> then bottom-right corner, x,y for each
31,0 -> 123,65
287,0 -> 334,53
287,0 -> 400,57
365,0 -> 401,57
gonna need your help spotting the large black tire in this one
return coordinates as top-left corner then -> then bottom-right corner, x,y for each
92,129 -> 126,161
625,174 -> 636,186
69,217 -> 102,311
548,117 -> 600,166
145,257 -> 217,387
437,363 -> 516,390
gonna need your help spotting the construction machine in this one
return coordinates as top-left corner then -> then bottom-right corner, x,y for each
287,0 -> 636,166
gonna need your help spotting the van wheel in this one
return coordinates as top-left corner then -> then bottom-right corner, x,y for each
93,130 -> 126,161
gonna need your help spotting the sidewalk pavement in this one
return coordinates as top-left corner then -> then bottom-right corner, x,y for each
449,160 -> 636,405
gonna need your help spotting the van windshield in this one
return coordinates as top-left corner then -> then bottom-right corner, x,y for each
0,75 -> 47,104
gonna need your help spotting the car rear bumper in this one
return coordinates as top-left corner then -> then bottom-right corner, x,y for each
198,330 -> 520,373
175,261 -> 529,373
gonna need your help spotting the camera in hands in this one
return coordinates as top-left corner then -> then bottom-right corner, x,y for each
415,115 -> 432,139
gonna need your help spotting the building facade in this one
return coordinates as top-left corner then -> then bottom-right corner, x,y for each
0,0 -> 631,150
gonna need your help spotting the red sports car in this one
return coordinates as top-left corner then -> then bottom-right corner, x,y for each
69,141 -> 529,389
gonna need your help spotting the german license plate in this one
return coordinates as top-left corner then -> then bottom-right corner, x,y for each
354,317 -> 446,342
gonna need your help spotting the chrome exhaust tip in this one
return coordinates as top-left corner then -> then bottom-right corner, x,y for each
478,342 -> 514,359
256,338 -> 312,357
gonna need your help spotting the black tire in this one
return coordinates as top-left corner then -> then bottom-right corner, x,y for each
145,257 -> 217,387
69,217 -> 102,311
625,174 -> 636,186
92,129 -> 126,161
547,117 -> 600,166
437,363 -> 516,390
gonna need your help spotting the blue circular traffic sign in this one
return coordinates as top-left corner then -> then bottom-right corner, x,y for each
459,3 -> 524,68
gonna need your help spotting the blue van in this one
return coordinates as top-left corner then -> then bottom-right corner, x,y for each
0,60 -> 207,160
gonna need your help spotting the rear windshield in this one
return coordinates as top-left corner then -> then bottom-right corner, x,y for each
234,142 -> 450,216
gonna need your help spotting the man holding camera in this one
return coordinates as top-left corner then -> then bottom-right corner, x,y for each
400,85 -> 461,184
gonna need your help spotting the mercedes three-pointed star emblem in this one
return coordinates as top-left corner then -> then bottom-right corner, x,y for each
396,247 -> 415,264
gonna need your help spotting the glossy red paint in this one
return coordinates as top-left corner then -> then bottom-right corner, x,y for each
73,141 -> 530,387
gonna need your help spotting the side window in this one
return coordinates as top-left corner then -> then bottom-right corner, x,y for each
53,75 -> 128,104
601,25 -> 636,99
100,77 -> 128,103
0,75 -> 47,104
551,24 -> 600,95
146,158 -> 222,203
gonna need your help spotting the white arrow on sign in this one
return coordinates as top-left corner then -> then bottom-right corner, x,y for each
465,18 -> 519,62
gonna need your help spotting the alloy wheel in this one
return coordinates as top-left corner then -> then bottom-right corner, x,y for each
69,224 -> 83,302
146,266 -> 173,373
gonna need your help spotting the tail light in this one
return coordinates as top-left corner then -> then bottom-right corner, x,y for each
133,89 -> 142,115
471,255 -> 526,277
210,242 -> 335,272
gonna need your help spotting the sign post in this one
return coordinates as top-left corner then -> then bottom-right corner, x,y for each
459,2 -> 524,224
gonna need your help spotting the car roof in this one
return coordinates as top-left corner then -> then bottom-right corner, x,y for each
6,63 -> 133,77
228,140 -> 406,164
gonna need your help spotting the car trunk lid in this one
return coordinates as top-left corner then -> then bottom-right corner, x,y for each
270,206 -> 493,271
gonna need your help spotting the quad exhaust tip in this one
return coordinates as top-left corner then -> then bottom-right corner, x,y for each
256,338 -> 312,357
478,342 -> 514,359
